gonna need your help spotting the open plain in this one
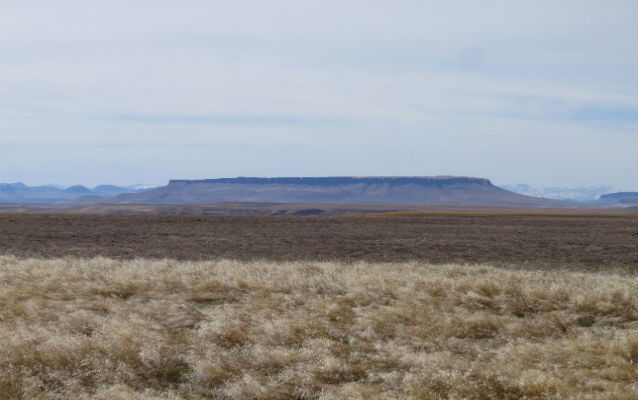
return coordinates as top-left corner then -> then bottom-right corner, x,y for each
0,211 -> 636,399
0,212 -> 636,272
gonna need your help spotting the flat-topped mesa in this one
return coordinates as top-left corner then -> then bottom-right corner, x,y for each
168,176 -> 494,187
99,175 -> 571,206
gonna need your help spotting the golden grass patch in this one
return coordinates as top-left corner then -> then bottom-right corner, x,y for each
0,257 -> 636,399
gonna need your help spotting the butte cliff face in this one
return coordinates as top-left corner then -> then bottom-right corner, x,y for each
91,176 -> 573,207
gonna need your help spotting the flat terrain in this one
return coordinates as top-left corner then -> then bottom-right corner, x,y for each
1,212 -> 636,398
0,213 -> 636,272
2,202 -> 636,215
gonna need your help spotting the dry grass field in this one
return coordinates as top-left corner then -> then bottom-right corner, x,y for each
1,257 -> 636,399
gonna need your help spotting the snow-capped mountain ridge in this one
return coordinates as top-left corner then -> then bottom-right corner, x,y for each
501,184 -> 616,202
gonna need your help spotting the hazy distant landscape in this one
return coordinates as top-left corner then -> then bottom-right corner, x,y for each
0,182 -> 150,203
2,176 -> 637,209
2,0 -> 637,398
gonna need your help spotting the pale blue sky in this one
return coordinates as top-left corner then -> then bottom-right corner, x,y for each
1,0 -> 636,189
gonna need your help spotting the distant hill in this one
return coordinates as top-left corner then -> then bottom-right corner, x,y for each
592,192 -> 638,207
63,185 -> 92,195
77,176 -> 576,207
0,183 -> 150,203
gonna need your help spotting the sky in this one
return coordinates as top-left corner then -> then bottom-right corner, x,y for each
1,0 -> 637,190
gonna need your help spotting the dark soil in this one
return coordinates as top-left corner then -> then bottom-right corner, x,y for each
0,213 -> 635,272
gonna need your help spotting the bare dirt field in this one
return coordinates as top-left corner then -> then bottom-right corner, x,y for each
0,213 -> 636,272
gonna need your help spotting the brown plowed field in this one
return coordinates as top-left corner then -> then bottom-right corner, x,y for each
1,213 -> 635,272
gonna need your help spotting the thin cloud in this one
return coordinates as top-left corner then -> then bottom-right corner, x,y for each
107,113 -> 350,126
455,94 -> 638,128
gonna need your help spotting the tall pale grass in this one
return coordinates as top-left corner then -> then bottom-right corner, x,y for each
0,256 -> 635,399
